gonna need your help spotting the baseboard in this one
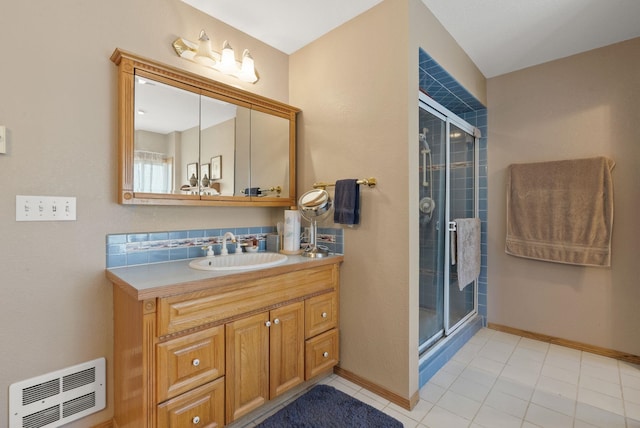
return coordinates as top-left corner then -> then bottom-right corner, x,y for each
333,367 -> 419,410
488,323 -> 640,365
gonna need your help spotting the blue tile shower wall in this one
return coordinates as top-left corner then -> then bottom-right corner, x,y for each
419,48 -> 488,323
460,108 -> 488,322
418,48 -> 488,387
419,50 -> 485,114
106,226 -> 344,268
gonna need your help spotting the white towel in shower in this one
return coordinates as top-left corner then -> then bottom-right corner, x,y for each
455,218 -> 481,291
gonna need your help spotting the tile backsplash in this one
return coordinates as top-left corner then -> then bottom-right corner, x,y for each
106,226 -> 344,268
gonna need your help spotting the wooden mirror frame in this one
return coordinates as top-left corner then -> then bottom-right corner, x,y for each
111,48 -> 299,207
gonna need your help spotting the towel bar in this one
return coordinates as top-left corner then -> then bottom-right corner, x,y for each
312,177 -> 377,189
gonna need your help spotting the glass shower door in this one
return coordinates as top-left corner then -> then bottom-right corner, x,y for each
418,93 -> 478,354
418,107 -> 446,350
446,123 -> 477,333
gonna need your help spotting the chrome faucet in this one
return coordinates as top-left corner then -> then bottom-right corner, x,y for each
220,232 -> 236,256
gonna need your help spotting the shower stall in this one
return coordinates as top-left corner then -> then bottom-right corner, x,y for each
418,91 -> 479,355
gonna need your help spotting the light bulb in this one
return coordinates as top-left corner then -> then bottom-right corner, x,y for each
194,30 -> 215,67
238,49 -> 258,83
218,40 -> 238,74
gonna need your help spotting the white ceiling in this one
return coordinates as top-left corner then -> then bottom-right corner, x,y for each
422,0 -> 640,77
182,0 -> 640,78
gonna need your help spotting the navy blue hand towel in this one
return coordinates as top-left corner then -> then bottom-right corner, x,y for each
334,179 -> 360,225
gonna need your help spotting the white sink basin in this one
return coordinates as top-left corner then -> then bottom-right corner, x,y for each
189,252 -> 288,271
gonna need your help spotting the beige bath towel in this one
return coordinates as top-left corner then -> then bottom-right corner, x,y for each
506,156 -> 615,267
456,218 -> 481,290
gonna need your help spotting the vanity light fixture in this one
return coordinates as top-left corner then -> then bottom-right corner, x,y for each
172,30 -> 259,84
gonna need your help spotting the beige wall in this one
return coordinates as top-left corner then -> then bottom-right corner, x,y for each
291,0 -> 412,399
290,0 -> 486,401
487,37 -> 640,355
0,0 -> 289,425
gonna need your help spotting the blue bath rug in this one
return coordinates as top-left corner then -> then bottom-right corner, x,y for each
255,384 -> 403,427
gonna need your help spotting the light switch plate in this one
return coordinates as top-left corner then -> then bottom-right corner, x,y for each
16,195 -> 77,221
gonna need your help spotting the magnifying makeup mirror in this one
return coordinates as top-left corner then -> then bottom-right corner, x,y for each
298,189 -> 332,258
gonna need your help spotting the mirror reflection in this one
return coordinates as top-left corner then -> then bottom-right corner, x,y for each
251,109 -> 290,198
134,76 -> 199,194
200,95 -> 248,196
134,77 -> 246,196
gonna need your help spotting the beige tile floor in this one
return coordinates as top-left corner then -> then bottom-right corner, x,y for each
235,327 -> 640,427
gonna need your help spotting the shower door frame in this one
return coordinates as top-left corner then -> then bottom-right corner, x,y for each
418,92 -> 480,355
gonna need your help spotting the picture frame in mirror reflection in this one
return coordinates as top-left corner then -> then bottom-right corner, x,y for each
211,156 -> 222,180
201,163 -> 210,181
187,163 -> 198,184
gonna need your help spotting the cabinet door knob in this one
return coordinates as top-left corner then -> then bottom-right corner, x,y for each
192,415 -> 200,424
273,318 -> 280,324
192,358 -> 200,367
323,352 -> 329,358
265,321 -> 271,327
321,312 -> 328,318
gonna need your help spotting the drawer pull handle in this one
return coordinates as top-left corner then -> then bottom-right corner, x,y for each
323,352 -> 329,358
192,415 -> 200,424
321,312 -> 328,318
273,318 -> 280,325
265,321 -> 271,327
192,358 -> 200,367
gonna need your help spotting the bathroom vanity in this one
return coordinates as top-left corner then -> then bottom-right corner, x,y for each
106,255 -> 342,427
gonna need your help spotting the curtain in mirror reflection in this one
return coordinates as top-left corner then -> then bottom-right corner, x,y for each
134,150 -> 174,193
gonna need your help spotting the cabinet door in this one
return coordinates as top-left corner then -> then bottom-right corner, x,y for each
270,301 -> 304,398
225,312 -> 269,424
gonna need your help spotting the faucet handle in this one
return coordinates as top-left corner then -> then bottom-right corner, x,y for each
202,245 -> 214,257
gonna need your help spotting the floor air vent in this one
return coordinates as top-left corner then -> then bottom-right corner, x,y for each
9,357 -> 106,428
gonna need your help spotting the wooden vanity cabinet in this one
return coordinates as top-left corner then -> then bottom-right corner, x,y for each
109,258 -> 341,428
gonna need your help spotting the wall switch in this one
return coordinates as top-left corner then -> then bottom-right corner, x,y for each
0,126 -> 6,154
16,195 -> 77,221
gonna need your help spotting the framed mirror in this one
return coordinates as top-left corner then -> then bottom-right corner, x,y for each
111,49 -> 299,207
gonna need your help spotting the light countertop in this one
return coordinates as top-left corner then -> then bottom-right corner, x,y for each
106,253 -> 343,300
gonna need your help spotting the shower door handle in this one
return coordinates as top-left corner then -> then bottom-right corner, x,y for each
449,221 -> 457,265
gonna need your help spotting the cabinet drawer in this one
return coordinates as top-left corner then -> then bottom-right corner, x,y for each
305,292 -> 337,338
157,326 -> 225,402
158,377 -> 225,428
158,264 -> 338,336
305,329 -> 339,380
